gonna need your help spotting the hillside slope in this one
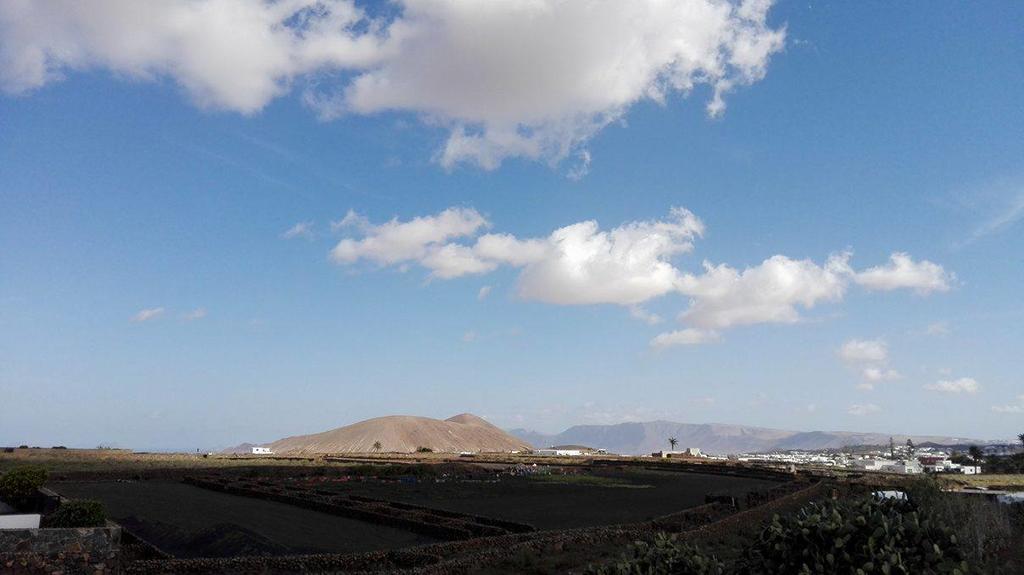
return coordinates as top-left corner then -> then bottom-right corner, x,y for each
267,413 -> 531,454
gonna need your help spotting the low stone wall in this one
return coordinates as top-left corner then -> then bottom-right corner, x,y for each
0,524 -> 121,574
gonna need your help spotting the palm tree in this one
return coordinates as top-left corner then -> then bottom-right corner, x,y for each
372,441 -> 382,452
668,437 -> 678,451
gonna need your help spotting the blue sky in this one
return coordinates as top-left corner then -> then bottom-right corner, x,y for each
1,1 -> 1022,450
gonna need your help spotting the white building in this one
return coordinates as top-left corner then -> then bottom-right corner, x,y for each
880,460 -> 923,474
919,457 -> 982,475
535,448 -> 583,456
251,446 -> 273,455
654,448 -> 705,459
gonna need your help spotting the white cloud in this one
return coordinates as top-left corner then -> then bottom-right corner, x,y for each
477,285 -> 492,301
0,0 -> 785,171
184,308 -> 207,321
330,207 -> 489,273
0,0 -> 385,113
862,367 -> 901,382
991,395 -> 1024,414
514,208 -> 705,305
332,206 -> 705,304
924,321 -> 951,336
650,328 -> 720,348
839,339 -> 888,364
328,206 -> 956,345
420,243 -> 497,279
848,403 -> 880,416
838,338 -> 900,390
282,221 -> 314,240
131,307 -> 165,322
676,253 -> 851,329
854,252 -> 954,295
924,377 -> 980,394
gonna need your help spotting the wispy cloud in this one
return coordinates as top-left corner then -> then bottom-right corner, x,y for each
629,306 -> 663,325
131,307 -> 165,323
183,308 -> 207,321
838,338 -> 901,390
848,403 -> 880,416
282,221 -> 314,240
477,286 -> 492,301
992,395 -> 1024,414
954,176 -> 1024,247
924,321 -> 950,336
924,377 -> 979,394
967,191 -> 1024,244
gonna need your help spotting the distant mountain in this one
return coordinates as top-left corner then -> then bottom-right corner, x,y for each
265,413 -> 532,454
509,421 -> 985,456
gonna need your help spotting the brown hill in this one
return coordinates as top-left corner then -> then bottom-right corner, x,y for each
267,413 -> 532,454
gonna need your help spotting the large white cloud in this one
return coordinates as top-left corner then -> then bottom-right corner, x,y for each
0,0 -> 785,171
514,208 -> 705,305
0,0 -> 385,113
329,206 -> 956,345
675,253 -> 851,330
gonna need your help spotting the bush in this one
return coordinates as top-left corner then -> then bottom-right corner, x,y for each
905,476 -> 1017,569
0,466 -> 48,503
416,446 -> 434,453
740,496 -> 968,574
588,534 -> 726,575
43,499 -> 107,528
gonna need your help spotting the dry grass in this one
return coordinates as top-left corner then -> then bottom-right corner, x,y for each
948,474 -> 1024,489
0,448 -> 331,475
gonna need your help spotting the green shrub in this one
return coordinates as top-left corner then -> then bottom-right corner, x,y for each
43,500 -> 106,528
588,534 -> 726,575
0,466 -> 48,503
740,496 -> 968,574
416,446 -> 434,453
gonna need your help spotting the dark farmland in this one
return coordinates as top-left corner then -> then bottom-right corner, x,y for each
306,468 -> 781,530
51,481 -> 438,558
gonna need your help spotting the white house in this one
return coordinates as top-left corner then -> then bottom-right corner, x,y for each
251,446 -> 273,455
880,460 -> 923,474
654,448 -> 705,459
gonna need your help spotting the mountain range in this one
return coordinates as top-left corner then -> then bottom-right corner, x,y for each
508,421 -> 986,456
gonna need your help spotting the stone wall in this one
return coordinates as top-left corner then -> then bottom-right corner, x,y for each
0,525 -> 121,574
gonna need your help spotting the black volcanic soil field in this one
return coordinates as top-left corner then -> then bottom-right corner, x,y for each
51,481 -> 438,558
300,467 -> 780,530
